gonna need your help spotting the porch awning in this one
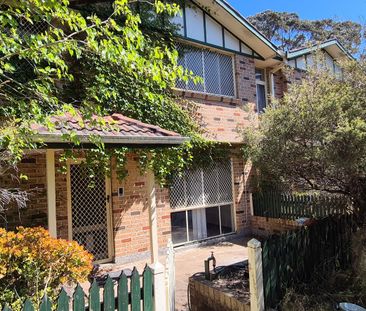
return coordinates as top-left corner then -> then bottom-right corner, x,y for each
31,113 -> 189,147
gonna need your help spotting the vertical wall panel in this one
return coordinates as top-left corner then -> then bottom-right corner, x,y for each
241,42 -> 252,55
205,15 -> 223,46
185,6 -> 205,41
224,29 -> 240,52
170,9 -> 184,36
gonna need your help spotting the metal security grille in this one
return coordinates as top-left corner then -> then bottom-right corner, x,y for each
176,43 -> 235,97
170,161 -> 233,209
70,165 -> 109,261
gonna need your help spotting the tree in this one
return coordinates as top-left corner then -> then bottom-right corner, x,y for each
248,11 -> 363,54
243,57 -> 366,220
0,0 -> 221,223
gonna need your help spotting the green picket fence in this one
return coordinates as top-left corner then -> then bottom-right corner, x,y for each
3,266 -> 153,311
262,215 -> 355,309
253,191 -> 349,220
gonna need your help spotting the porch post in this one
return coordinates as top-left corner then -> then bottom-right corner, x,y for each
46,149 -> 57,238
146,168 -> 159,263
146,169 -> 167,311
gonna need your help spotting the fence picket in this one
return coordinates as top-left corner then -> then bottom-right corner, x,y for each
103,277 -> 114,311
4,265 -> 157,311
89,280 -> 100,311
143,266 -> 153,311
118,272 -> 129,311
40,296 -> 52,311
57,288 -> 70,311
23,300 -> 34,311
262,215 -> 354,309
253,192 -> 348,220
73,284 -> 85,311
131,268 -> 141,311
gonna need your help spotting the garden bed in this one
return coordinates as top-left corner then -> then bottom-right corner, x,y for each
189,261 -> 250,311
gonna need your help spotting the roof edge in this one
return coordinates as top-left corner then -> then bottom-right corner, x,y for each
287,39 -> 355,60
214,0 -> 280,57
33,133 -> 189,146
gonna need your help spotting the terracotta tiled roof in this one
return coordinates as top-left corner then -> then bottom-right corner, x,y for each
31,112 -> 187,146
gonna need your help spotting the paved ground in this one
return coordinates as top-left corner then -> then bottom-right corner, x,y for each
99,236 -> 249,311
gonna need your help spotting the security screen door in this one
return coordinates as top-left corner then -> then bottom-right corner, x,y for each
69,164 -> 111,262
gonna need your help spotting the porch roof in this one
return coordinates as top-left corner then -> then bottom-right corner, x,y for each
31,113 -> 188,147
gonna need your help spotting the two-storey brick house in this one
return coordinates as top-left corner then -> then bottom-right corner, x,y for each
0,0 -> 353,264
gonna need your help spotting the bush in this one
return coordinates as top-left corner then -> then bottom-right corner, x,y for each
0,227 -> 93,310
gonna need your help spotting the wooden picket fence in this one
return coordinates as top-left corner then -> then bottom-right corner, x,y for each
253,191 -> 349,220
262,215 -> 355,309
3,266 -> 154,311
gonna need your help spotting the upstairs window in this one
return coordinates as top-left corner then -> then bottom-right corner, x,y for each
176,44 -> 235,97
256,68 -> 267,113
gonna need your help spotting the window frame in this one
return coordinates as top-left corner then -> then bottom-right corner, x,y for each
176,42 -> 237,98
169,159 -> 236,246
255,67 -> 268,113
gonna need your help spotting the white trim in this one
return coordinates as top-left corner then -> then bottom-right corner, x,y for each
34,133 -> 188,146
230,158 -> 238,233
46,150 -> 57,238
146,169 -> 159,264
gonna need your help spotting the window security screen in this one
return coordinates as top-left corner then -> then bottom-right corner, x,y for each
169,161 -> 233,210
176,44 -> 235,97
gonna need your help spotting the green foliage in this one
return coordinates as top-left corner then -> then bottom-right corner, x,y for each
243,56 -> 366,219
0,227 -> 93,311
0,0 -> 227,187
248,10 -> 363,54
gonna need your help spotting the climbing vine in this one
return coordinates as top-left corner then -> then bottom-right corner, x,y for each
0,0 -> 230,189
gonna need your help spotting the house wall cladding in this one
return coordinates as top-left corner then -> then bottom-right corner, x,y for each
0,52 -> 272,264
0,150 -> 252,263
176,54 -> 257,143
0,153 -> 48,230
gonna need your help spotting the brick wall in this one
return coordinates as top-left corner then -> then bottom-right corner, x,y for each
251,216 -> 299,236
175,54 -> 257,143
189,275 -> 250,311
273,70 -> 287,99
231,151 -> 252,235
0,153 -> 48,230
110,154 -> 172,263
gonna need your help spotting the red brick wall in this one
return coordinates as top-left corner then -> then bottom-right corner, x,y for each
175,54 -> 257,143
251,216 -> 298,236
0,153 -> 48,230
231,151 -> 252,234
110,155 -> 172,263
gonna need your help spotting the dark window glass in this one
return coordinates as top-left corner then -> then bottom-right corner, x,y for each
205,207 -> 220,237
256,84 -> 266,113
171,211 -> 188,244
220,205 -> 233,234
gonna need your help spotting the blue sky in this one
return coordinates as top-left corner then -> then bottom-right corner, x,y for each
227,0 -> 366,22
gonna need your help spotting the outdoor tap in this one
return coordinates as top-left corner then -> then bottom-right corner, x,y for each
204,251 -> 217,280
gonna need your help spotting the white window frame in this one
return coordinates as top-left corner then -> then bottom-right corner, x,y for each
255,68 -> 268,113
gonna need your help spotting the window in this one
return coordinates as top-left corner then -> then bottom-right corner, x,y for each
256,68 -> 267,113
169,161 -> 234,245
176,44 -> 235,97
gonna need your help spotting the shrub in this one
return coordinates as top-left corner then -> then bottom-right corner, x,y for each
0,227 -> 93,310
